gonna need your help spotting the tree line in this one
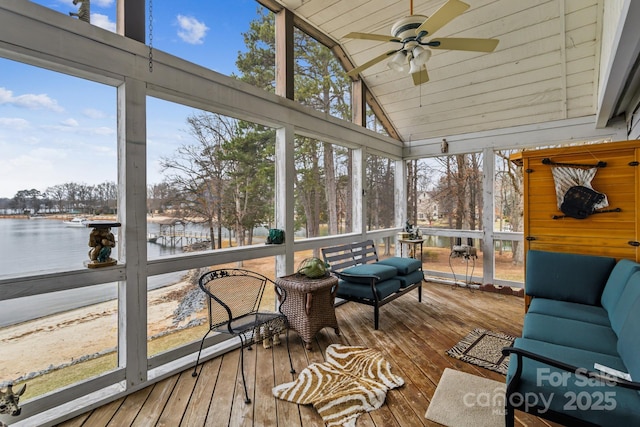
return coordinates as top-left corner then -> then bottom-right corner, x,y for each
1,182 -> 117,215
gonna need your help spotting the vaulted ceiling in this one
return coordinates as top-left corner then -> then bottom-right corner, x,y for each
273,0 -> 640,146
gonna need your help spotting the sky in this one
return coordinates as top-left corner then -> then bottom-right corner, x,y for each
0,0 -> 264,199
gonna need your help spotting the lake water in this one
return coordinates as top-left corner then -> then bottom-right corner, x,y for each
0,218 -> 184,327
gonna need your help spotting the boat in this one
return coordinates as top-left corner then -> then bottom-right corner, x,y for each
63,217 -> 88,227
147,233 -> 159,243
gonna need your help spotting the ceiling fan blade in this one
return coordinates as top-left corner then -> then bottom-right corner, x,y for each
431,37 -> 499,52
347,50 -> 397,77
415,0 -> 470,37
412,66 -> 430,86
344,32 -> 401,43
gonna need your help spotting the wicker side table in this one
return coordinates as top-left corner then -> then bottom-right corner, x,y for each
275,273 -> 340,350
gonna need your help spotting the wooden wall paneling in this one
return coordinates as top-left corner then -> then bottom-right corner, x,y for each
515,140 -> 640,310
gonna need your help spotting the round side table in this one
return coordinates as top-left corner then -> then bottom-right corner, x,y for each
275,273 -> 340,350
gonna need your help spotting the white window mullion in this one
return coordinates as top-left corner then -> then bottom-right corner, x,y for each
117,77 -> 148,387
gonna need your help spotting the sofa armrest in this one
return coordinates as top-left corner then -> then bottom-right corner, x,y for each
502,346 -> 640,391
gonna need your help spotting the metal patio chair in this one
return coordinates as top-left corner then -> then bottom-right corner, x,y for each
191,268 -> 295,403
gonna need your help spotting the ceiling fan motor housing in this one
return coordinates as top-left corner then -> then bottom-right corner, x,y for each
391,15 -> 427,41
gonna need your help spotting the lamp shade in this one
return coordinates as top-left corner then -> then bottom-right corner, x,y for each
409,58 -> 423,74
387,50 -> 407,71
411,46 -> 431,67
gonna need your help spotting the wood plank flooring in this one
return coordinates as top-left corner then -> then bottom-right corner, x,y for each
56,282 -> 560,427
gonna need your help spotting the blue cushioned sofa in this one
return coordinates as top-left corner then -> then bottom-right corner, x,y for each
502,250 -> 640,426
321,240 -> 423,329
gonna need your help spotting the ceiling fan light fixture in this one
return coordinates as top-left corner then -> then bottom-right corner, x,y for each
409,58 -> 423,74
388,50 -> 408,71
411,46 -> 431,67
343,0 -> 498,85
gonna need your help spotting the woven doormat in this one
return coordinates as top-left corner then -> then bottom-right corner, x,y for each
425,368 -> 506,427
446,328 -> 515,375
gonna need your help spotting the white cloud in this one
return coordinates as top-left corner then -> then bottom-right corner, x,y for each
92,126 -> 115,135
61,118 -> 80,127
0,87 -> 64,113
0,149 -> 64,196
83,108 -> 107,119
39,123 -> 115,136
0,118 -> 29,130
0,88 -> 11,104
92,145 -> 112,153
176,15 -> 209,45
30,147 -> 68,161
91,13 -> 116,32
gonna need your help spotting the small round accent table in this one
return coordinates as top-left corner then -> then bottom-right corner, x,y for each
275,273 -> 340,350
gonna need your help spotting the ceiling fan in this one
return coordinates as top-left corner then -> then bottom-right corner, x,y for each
344,0 -> 499,85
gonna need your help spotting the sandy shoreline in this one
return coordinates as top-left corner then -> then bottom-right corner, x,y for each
0,213 -> 189,224
0,278 -> 203,382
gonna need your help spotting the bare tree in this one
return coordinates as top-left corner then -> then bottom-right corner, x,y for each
160,114 -> 231,250
46,185 -> 66,213
427,153 -> 483,234
496,150 -> 524,264
161,113 -> 274,249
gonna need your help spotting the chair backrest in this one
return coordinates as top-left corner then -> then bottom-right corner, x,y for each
198,269 -> 273,329
321,240 -> 379,272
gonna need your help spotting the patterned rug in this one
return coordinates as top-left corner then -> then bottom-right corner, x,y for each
446,328 -> 516,375
272,344 -> 404,427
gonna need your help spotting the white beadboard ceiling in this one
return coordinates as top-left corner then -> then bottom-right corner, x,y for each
278,0 -> 603,143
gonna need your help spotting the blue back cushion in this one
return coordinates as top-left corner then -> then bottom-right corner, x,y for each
341,263 -> 397,284
601,258 -> 640,313
526,250 -> 615,306
610,271 -> 640,335
617,297 -> 640,382
377,257 -> 421,275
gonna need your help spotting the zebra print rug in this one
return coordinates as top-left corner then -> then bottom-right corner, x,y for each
446,328 -> 515,375
272,344 -> 404,427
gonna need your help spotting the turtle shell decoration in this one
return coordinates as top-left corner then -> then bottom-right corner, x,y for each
297,257 -> 329,279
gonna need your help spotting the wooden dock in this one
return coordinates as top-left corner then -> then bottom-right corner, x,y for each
150,231 -> 210,248
149,219 -> 210,248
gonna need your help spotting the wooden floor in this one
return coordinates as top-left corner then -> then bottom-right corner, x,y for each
55,282 -> 559,427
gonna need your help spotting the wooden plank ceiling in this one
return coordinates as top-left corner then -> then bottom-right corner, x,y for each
277,0 -> 601,143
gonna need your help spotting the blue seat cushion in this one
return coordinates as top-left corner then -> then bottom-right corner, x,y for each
527,298 -> 611,326
393,270 -> 424,288
601,259 -> 640,313
525,250 -> 615,305
340,263 -> 397,284
522,313 -> 619,356
377,257 -> 421,275
507,338 -> 640,427
337,278 -> 401,300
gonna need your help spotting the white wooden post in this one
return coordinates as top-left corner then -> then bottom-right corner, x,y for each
482,147 -> 495,285
352,147 -> 366,238
275,125 -> 295,278
395,159 -> 407,256
117,77 -> 148,387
